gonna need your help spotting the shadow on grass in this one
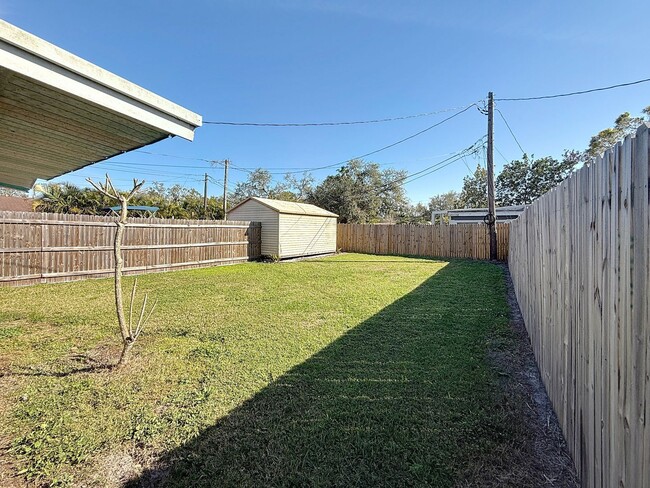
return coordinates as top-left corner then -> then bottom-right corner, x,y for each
1,354 -> 113,378
129,260 -> 517,487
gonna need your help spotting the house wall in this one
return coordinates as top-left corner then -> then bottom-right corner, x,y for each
228,201 -> 279,256
278,214 -> 337,258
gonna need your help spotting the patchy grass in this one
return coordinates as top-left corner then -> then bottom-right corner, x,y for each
0,254 -> 522,486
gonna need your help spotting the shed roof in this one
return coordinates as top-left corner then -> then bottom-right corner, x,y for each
230,197 -> 338,218
0,20 -> 202,191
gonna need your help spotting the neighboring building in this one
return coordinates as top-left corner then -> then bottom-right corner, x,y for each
0,196 -> 33,211
228,197 -> 338,259
431,205 -> 527,225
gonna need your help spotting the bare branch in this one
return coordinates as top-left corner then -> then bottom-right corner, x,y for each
135,293 -> 148,338
86,177 -> 116,200
126,179 -> 145,200
135,298 -> 158,340
105,174 -> 118,197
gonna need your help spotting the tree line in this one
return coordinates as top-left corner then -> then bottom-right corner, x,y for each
33,182 -> 225,219
429,104 -> 650,214
28,104 -> 649,223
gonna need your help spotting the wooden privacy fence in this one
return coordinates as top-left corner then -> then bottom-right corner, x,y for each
337,222 -> 509,261
0,211 -> 262,286
509,123 -> 650,487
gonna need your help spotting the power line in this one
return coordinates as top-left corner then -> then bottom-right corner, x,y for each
311,142 -> 481,204
376,137 -> 485,193
57,174 -> 205,185
202,104 -> 478,127
495,108 -> 526,154
197,104 -> 477,176
276,104 -> 478,175
460,156 -> 473,175
98,160 -> 215,170
494,146 -> 510,164
88,166 -> 208,179
495,76 -> 650,102
100,151 -> 465,174
134,150 -> 211,162
124,105 -> 476,176
398,153 -> 471,187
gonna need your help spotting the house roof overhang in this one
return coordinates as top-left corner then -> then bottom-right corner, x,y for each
0,20 -> 203,191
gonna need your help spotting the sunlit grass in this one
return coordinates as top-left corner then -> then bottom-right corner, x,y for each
0,254 -> 515,486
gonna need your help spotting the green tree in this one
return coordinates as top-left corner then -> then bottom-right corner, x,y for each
231,169 -> 275,203
34,181 -> 225,219
34,182 -> 108,214
309,160 -> 408,223
283,172 -> 315,202
231,169 -> 315,204
397,202 -> 430,224
587,104 -> 650,158
459,165 -> 487,208
496,154 -> 575,206
427,190 -> 462,224
428,191 -> 461,212
136,183 -> 223,219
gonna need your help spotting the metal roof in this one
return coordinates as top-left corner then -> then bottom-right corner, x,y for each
230,197 -> 338,218
0,20 -> 202,191
107,205 -> 159,212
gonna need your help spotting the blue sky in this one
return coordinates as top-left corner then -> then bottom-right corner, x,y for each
4,0 -> 650,204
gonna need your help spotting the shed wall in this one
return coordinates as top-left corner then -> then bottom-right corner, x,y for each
278,214 -> 337,258
228,201 -> 279,255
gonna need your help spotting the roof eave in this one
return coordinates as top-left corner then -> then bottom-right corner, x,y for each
0,20 -> 202,135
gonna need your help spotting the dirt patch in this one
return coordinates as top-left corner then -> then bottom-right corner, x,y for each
84,450 -> 144,487
468,264 -> 579,487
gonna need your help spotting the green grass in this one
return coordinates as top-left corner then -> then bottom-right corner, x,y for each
0,254 -> 517,487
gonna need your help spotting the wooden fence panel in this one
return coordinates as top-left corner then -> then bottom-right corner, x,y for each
336,222 -> 509,261
509,123 -> 650,487
0,211 -> 262,286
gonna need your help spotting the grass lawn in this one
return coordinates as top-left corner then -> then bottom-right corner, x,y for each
0,254 -> 526,486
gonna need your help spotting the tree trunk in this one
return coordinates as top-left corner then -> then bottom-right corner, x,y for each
114,197 -> 131,367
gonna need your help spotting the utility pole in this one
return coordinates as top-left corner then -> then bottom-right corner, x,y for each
487,92 -> 497,260
203,173 -> 208,218
222,159 -> 229,220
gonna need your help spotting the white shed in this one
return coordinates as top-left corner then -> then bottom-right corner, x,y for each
227,197 -> 338,259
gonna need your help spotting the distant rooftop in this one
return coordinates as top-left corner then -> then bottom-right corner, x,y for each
0,195 -> 33,212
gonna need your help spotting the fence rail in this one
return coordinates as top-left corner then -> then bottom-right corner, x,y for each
509,123 -> 650,487
0,211 -> 262,286
337,222 -> 509,261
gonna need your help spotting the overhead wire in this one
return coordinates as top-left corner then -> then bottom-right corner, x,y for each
202,103 -> 478,127
375,137 -> 486,193
495,108 -> 526,155
494,146 -> 510,164
155,103 -> 477,177
495,76 -> 650,102
460,156 -> 473,175
272,103 -> 478,175
60,76 -> 650,198
113,104 -> 478,177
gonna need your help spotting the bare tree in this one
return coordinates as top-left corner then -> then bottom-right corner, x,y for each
87,175 -> 157,367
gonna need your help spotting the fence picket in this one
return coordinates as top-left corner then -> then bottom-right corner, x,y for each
336,223 -> 509,261
509,123 -> 650,486
0,211 -> 262,286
